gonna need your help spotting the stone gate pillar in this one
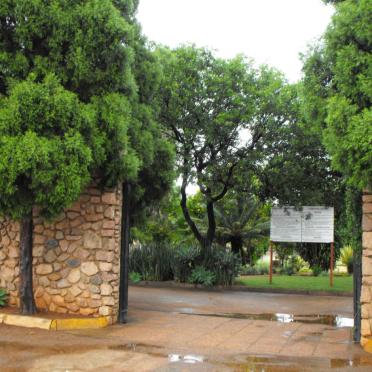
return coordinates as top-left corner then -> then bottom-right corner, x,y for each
0,182 -> 122,323
361,190 -> 372,347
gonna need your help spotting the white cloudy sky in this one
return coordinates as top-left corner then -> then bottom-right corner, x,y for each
137,0 -> 334,82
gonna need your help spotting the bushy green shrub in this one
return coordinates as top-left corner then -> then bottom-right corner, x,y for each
208,248 -> 241,286
0,288 -> 7,307
129,243 -> 174,281
189,266 -> 216,287
312,265 -> 322,277
240,264 -> 259,276
172,245 -> 201,283
340,245 -> 353,274
129,243 -> 241,286
129,272 -> 142,283
298,267 -> 312,276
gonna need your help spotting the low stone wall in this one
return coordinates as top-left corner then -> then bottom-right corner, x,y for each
0,183 -> 122,321
361,190 -> 372,345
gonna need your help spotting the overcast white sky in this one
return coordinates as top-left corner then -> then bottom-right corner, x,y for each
137,0 -> 334,82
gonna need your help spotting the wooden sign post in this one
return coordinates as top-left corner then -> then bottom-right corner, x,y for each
269,241 -> 273,284
330,241 -> 334,288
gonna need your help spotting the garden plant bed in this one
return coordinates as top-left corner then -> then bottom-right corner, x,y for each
131,274 -> 353,297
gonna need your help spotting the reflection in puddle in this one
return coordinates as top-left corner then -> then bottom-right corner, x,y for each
168,354 -> 205,364
168,354 -> 182,362
223,355 -> 372,371
181,312 -> 354,327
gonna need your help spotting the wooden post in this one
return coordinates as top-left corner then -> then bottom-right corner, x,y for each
330,241 -> 334,288
269,241 -> 273,284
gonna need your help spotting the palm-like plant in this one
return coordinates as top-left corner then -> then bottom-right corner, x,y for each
214,195 -> 270,260
194,194 -> 270,262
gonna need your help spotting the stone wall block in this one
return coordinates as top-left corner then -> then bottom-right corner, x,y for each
83,232 -> 102,249
363,203 -> 372,214
81,262 -> 99,276
1,182 -> 122,318
363,213 -> 372,232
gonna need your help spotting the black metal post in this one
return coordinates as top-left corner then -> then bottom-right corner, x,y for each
353,249 -> 362,342
118,182 -> 131,323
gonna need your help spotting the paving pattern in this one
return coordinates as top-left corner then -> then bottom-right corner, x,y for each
0,286 -> 372,371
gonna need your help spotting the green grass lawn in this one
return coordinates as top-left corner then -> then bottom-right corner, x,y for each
235,274 -> 353,293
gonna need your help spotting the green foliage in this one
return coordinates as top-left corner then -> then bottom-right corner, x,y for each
129,243 -> 240,286
129,243 -> 174,281
340,245 -> 354,274
0,288 -> 7,307
336,186 -> 362,254
296,243 -> 339,272
0,0 -> 136,100
0,1 -> 175,222
240,265 -> 259,276
303,0 -> 372,190
215,195 -> 270,255
129,272 -> 142,283
172,245 -> 201,283
207,248 -> 242,286
312,265 -> 323,277
275,244 -> 295,268
254,261 -> 270,275
156,45 -> 292,252
189,267 -> 216,287
0,75 -> 93,219
131,187 -> 196,245
258,83 -> 342,207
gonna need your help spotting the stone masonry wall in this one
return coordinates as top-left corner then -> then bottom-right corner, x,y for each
0,182 -> 122,322
361,190 -> 372,346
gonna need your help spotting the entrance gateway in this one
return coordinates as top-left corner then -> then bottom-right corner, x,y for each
269,206 -> 334,286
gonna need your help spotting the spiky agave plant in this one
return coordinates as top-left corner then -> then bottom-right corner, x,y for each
0,288 -> 7,307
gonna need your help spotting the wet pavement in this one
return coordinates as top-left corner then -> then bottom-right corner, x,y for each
1,286 -> 372,371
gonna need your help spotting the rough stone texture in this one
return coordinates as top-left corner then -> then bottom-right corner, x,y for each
361,190 -> 372,345
0,182 -> 122,321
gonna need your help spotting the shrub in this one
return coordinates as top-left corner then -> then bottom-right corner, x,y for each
129,243 -> 174,281
298,267 -> 312,276
0,288 -> 7,307
189,266 -> 216,287
129,272 -> 142,283
240,264 -> 259,276
254,261 -> 269,275
208,248 -> 241,286
340,245 -> 354,274
312,265 -> 322,277
172,245 -> 201,283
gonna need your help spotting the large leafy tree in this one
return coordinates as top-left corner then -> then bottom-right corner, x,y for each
157,46 -> 289,256
0,76 -> 96,313
0,0 -> 174,314
303,0 -> 372,190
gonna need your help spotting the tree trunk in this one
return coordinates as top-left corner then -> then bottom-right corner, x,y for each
118,182 -> 131,323
19,211 -> 36,314
231,237 -> 243,256
203,198 -> 216,260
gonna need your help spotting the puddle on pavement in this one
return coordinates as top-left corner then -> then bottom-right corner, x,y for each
181,311 -> 354,327
168,354 -> 205,364
110,343 -> 206,364
109,342 -> 164,357
221,354 -> 372,371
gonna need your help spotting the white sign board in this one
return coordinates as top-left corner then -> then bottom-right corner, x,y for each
270,206 -> 334,243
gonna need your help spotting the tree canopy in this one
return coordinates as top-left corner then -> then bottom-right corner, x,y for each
303,0 -> 372,190
0,0 -> 174,313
